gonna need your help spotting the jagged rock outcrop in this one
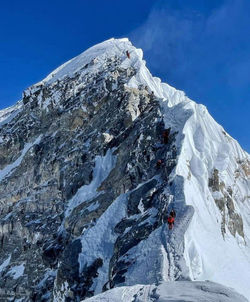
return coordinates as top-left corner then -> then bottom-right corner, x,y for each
0,38 -> 249,302
209,168 -> 244,238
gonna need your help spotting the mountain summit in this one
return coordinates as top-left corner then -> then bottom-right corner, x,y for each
0,38 -> 249,301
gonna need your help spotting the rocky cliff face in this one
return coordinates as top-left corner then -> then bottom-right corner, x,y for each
0,39 -> 249,302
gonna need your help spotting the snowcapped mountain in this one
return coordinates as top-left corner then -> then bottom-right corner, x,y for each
0,38 -> 249,302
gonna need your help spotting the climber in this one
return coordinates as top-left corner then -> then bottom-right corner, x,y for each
126,50 -> 130,59
170,209 -> 176,218
162,128 -> 170,144
167,214 -> 175,230
156,159 -> 163,169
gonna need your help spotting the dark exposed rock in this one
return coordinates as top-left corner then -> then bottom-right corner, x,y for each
65,192 -> 115,236
114,218 -> 135,234
209,169 -> 245,239
57,239 -> 82,283
127,179 -> 157,216
208,169 -> 220,192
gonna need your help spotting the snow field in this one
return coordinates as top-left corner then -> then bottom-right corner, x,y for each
83,281 -> 248,302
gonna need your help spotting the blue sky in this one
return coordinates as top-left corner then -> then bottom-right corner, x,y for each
0,0 -> 249,152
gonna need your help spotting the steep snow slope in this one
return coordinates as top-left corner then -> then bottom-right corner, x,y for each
92,38 -> 249,298
84,281 -> 248,302
119,39 -> 250,299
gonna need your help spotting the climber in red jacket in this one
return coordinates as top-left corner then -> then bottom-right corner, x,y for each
167,215 -> 175,230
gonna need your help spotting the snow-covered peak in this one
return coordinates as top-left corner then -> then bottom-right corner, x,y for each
34,38 -> 186,107
40,38 -> 137,85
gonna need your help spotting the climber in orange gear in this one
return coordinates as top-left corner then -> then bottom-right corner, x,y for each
167,215 -> 175,230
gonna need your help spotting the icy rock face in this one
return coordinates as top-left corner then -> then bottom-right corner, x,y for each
0,38 -> 249,301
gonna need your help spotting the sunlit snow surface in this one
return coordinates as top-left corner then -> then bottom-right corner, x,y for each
83,281 -> 248,302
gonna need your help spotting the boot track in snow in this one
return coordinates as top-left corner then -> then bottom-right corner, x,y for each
161,204 -> 194,280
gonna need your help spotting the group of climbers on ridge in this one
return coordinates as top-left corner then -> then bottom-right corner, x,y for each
125,49 -> 176,231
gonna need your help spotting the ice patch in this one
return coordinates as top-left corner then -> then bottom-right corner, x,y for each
65,148 -> 116,217
7,263 -> 25,280
79,194 -> 127,295
85,202 -> 99,212
0,255 -> 11,273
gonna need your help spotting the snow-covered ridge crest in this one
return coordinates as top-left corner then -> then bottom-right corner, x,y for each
25,37 -> 186,108
40,38 -> 136,85
0,101 -> 22,130
157,79 -> 250,298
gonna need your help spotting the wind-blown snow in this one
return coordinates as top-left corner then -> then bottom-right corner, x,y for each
103,38 -> 250,299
